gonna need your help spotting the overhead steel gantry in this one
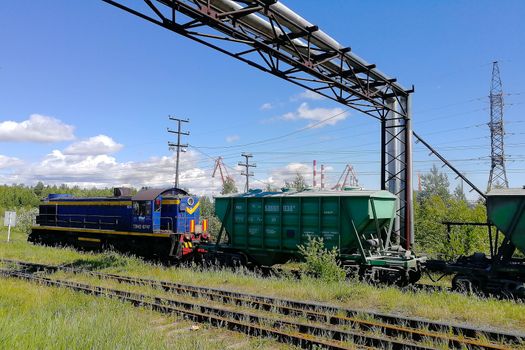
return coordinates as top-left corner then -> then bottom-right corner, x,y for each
103,0 -> 415,249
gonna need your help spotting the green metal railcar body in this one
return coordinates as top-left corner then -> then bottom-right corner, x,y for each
487,188 -> 525,257
212,189 -> 423,284
426,188 -> 525,297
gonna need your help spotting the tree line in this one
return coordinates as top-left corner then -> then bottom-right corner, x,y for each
0,182 -> 113,210
414,164 -> 488,259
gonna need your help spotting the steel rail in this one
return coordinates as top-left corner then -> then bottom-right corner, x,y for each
0,268 -> 440,350
2,258 -> 521,349
64,270 -> 515,349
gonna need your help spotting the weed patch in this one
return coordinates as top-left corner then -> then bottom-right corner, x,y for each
298,236 -> 346,282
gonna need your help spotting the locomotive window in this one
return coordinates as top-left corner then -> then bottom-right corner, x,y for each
133,201 -> 151,216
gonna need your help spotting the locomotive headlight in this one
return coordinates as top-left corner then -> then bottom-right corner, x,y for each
187,197 -> 194,206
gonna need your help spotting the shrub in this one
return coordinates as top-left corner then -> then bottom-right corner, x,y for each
298,236 -> 346,282
14,207 -> 39,236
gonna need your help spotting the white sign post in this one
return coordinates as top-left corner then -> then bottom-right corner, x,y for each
4,211 -> 17,242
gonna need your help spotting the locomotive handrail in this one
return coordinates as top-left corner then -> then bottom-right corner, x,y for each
37,213 -> 123,230
38,213 -> 121,219
160,216 -> 174,231
55,219 -> 118,226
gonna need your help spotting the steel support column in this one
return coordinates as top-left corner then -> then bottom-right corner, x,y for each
382,96 -> 412,249
405,94 -> 414,247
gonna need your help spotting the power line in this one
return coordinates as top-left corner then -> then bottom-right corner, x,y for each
191,107 -> 350,150
414,96 -> 485,114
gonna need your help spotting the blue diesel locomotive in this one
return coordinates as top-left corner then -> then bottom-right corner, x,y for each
29,187 -> 207,261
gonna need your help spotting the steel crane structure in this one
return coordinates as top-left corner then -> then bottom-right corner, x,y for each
102,0 -> 415,249
212,156 -> 232,186
332,164 -> 359,191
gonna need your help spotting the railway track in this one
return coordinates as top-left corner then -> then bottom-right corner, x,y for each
0,267 -> 430,350
1,258 -> 523,350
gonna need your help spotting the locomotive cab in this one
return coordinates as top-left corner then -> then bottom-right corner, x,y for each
131,189 -> 167,233
131,198 -> 161,233
130,188 -> 202,236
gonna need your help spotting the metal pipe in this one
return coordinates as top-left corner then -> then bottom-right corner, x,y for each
413,131 -> 486,200
264,1 -> 405,91
404,94 -> 414,248
194,0 -> 407,94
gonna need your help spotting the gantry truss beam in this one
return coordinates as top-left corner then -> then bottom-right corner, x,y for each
103,0 -> 414,249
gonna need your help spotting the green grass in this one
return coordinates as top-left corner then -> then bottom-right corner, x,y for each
0,229 -> 296,350
2,227 -> 525,336
0,277 -> 294,350
0,278 -> 250,350
0,227 -> 92,264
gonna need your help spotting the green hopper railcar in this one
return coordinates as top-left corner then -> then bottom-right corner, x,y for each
205,189 -> 424,285
426,188 -> 525,297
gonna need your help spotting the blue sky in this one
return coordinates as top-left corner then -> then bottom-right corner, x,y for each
0,0 -> 524,196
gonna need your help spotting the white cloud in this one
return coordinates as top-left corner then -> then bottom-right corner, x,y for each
5,147 -> 222,196
0,147 -> 343,195
64,135 -> 123,155
292,89 -> 325,101
0,114 -> 75,142
225,135 -> 240,143
260,102 -> 273,110
0,133 -> 344,195
0,155 -> 23,169
280,102 -> 348,128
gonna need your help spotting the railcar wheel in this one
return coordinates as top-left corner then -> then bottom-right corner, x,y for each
452,274 -> 479,294
514,285 -> 525,299
408,268 -> 422,285
230,252 -> 249,268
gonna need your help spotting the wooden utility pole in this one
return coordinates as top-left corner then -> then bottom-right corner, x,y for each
238,153 -> 255,192
168,116 -> 189,188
